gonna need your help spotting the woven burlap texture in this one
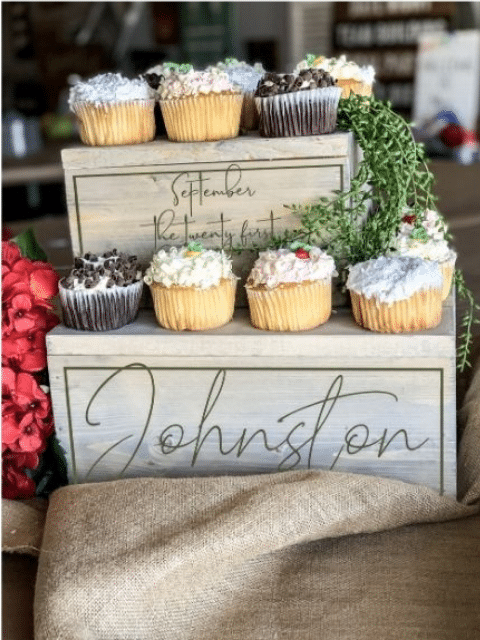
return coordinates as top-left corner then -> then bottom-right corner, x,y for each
33,354 -> 480,640
2,498 -> 48,556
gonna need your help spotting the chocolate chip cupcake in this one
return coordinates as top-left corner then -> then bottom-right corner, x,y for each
59,250 -> 143,331
254,69 -> 342,137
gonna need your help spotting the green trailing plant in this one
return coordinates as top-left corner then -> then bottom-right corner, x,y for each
266,94 -> 478,371
455,270 -> 480,371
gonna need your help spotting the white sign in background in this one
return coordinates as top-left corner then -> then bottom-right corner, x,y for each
413,30 -> 480,130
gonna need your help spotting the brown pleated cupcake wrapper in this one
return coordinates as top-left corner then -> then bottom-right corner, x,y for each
246,280 -> 332,331
255,86 -> 342,138
349,289 -> 443,333
241,91 -> 260,131
72,100 -> 155,146
336,79 -> 373,98
160,93 -> 243,142
149,278 -> 237,331
440,260 -> 455,301
59,280 -> 144,331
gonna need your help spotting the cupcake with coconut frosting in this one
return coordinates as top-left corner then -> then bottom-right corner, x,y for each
245,243 -> 337,331
295,54 -> 375,98
144,242 -> 238,330
254,69 -> 341,137
59,250 -> 143,331
158,69 -> 243,142
207,58 -> 266,131
68,73 -> 155,146
346,256 -> 443,333
389,209 -> 456,300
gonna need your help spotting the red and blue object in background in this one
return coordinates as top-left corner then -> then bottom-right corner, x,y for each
415,110 -> 479,165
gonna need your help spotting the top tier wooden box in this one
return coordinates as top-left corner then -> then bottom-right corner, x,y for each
61,132 -> 359,273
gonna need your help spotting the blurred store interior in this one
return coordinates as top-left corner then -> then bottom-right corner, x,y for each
2,1 -> 480,316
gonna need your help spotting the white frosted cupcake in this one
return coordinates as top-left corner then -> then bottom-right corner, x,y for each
68,73 -> 155,146
254,70 -> 341,137
389,209 -> 457,300
294,54 -> 375,98
245,243 -> 337,331
207,58 -> 266,130
144,242 -> 238,330
158,69 -> 243,142
59,250 -> 143,331
346,256 -> 443,333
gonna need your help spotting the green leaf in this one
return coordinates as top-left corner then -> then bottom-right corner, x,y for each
12,227 -> 48,262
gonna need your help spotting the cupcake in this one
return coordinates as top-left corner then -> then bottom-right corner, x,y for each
144,242 -> 238,330
207,58 -> 266,131
294,54 -> 375,98
388,209 -> 457,300
254,70 -> 341,137
245,243 -> 337,331
143,62 -> 194,136
158,69 -> 243,142
68,73 -> 155,146
59,250 -> 143,331
346,256 -> 443,333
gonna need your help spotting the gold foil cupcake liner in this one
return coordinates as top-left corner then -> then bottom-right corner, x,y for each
440,260 -> 455,301
149,278 -> 237,330
241,91 -> 260,131
72,100 -> 155,146
246,280 -> 332,331
349,288 -> 443,333
160,93 -> 244,142
59,280 -> 144,331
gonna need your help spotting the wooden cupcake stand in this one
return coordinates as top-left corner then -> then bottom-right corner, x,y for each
46,133 -> 456,495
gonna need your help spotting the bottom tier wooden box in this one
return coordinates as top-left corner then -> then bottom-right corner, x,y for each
47,298 -> 456,496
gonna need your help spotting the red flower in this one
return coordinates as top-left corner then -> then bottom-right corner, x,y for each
2,241 -> 22,270
7,450 -> 40,469
15,371 -> 50,418
30,267 -> 59,301
2,228 -> 13,242
3,294 -> 59,339
2,242 -> 59,309
2,368 -> 52,455
2,327 -> 52,372
2,239 -> 60,498
2,455 -> 36,499
6,293 -> 38,333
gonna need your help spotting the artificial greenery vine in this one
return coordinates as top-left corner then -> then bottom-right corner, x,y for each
268,94 -> 478,371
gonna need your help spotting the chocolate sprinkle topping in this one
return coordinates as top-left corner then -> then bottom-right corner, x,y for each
255,69 -> 335,97
61,249 -> 141,290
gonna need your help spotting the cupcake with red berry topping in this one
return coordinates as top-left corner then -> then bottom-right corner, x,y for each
389,209 -> 456,300
245,242 -> 337,331
144,241 -> 238,330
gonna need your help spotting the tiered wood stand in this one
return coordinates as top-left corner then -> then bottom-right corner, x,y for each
47,133 -> 456,496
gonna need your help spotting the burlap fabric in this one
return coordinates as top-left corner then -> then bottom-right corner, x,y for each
31,351 -> 480,639
2,498 -> 48,556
